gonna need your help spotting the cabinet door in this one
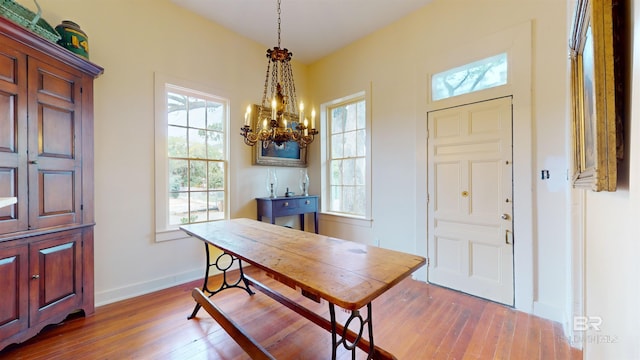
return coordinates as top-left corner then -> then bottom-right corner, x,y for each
0,42 -> 28,234
29,230 -> 83,326
0,242 -> 28,339
27,58 -> 83,229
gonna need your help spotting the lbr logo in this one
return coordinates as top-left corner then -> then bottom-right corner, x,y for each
574,316 -> 603,331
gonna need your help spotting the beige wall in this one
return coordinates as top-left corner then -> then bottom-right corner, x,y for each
581,2 -> 640,359
308,0 -> 570,324
36,0 -> 569,315
29,0 -> 640,357
35,0 -> 310,303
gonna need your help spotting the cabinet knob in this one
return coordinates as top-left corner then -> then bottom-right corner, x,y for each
305,200 -> 310,205
32,274 -> 40,279
29,160 -> 38,165
283,202 -> 289,207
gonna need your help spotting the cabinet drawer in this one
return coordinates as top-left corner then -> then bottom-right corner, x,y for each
298,197 -> 317,212
256,195 -> 318,218
273,199 -> 300,216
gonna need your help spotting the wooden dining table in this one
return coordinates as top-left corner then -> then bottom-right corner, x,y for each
181,218 -> 426,359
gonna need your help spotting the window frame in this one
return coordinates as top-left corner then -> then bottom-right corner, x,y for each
154,72 -> 230,242
320,90 -> 372,221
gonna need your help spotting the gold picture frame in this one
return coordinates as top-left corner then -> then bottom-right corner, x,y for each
251,104 -> 307,167
570,0 -> 619,191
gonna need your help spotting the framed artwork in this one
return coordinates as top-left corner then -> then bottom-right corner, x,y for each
251,104 -> 307,167
570,0 -> 621,191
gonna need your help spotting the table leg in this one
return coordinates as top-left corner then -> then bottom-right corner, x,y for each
188,244 -> 254,319
314,211 -> 319,234
299,213 -> 305,231
329,303 -> 375,360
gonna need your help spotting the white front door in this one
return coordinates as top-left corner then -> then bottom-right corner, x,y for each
427,97 -> 514,305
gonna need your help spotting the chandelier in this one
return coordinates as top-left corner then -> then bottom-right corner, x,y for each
240,0 -> 317,148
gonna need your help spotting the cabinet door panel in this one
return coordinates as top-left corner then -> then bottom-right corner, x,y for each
0,45 -> 27,234
29,230 -> 82,326
40,105 -> 75,158
27,58 -> 82,229
40,171 -> 75,215
0,243 -> 28,339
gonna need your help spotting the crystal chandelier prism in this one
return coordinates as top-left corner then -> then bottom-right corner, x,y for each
240,0 -> 317,148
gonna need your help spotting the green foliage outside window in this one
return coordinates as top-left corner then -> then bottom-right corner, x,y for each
166,91 -> 226,224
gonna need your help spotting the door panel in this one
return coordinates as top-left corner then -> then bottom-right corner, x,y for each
27,58 -> 82,229
0,46 -> 27,234
40,104 -> 75,158
428,97 -> 514,305
29,230 -> 83,326
0,243 -> 28,339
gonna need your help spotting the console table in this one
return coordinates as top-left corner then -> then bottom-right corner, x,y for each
181,218 -> 426,359
256,195 -> 318,233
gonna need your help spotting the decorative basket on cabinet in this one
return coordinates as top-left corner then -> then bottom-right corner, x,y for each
0,0 -> 60,42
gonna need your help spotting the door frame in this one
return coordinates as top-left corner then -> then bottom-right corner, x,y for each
414,21 -> 534,312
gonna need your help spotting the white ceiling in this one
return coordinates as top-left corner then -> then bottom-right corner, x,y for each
171,0 -> 433,64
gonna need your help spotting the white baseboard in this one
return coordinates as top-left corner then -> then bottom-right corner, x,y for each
95,262 -> 246,307
562,313 -> 585,350
95,268 -> 206,307
533,300 -> 563,323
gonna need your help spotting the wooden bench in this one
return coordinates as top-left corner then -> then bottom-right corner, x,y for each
181,218 -> 426,359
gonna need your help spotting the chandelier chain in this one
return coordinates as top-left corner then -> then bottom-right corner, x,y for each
270,61 -> 278,105
277,0 -> 281,48
283,63 -> 297,114
259,61 -> 272,121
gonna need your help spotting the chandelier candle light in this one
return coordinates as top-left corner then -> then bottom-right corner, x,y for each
240,0 -> 318,148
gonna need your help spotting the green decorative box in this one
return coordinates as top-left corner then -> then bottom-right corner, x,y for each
0,0 -> 60,42
55,20 -> 88,59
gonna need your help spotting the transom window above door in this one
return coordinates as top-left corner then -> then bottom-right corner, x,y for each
431,52 -> 508,101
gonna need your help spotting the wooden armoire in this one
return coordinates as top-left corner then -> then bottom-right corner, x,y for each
0,16 -> 103,350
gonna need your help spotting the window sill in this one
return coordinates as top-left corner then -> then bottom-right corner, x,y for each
320,212 -> 373,228
155,228 -> 191,242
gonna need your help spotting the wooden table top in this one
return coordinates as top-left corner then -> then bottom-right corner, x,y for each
181,218 -> 426,310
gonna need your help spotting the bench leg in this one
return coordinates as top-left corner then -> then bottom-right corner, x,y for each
192,288 -> 275,360
188,244 -> 254,319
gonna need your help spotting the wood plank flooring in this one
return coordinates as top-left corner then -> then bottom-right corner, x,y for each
0,266 -> 582,359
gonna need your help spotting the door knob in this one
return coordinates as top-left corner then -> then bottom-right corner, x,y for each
501,214 -> 510,220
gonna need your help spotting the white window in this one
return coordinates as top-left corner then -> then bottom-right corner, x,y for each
431,52 -> 508,101
321,91 -> 371,219
154,73 -> 229,241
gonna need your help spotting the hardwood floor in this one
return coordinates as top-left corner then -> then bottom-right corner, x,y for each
0,266 -> 582,359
